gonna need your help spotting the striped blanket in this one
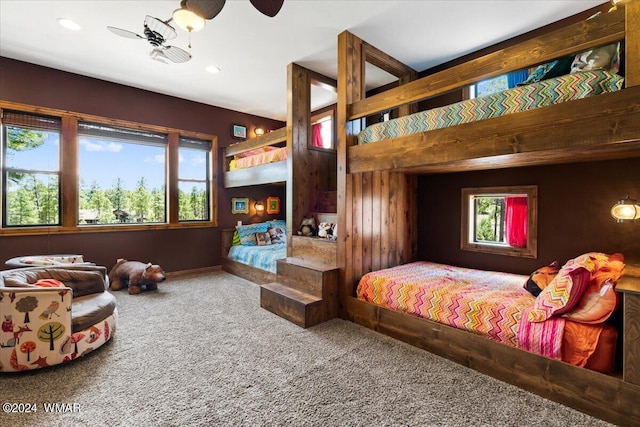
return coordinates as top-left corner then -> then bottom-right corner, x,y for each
356,262 -> 564,359
357,70 -> 624,144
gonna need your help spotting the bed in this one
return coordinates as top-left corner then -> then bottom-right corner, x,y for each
335,2 -> 640,425
223,127 -> 288,188
356,258 -> 621,372
221,220 -> 287,284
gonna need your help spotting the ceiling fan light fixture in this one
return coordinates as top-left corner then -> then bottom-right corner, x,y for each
172,8 -> 206,32
58,18 -> 82,31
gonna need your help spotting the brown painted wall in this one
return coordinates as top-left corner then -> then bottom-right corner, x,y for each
418,158 -> 640,275
0,57 -> 284,272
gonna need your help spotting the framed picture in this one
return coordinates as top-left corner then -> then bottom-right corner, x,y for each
231,197 -> 249,214
266,196 -> 280,215
232,124 -> 247,140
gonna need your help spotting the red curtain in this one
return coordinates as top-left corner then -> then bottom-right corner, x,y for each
505,196 -> 527,248
312,123 -> 324,148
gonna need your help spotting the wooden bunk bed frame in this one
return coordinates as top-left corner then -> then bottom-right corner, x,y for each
223,126 -> 288,188
336,3 -> 640,425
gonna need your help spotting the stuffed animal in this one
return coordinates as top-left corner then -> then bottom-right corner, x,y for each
108,259 -> 166,295
317,222 -> 333,239
297,216 -> 316,237
524,261 -> 560,297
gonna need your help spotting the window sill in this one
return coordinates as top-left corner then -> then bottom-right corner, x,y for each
0,221 -> 218,236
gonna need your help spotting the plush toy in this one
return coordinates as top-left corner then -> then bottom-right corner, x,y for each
108,259 -> 166,295
524,261 -> 560,297
317,222 -> 333,239
297,216 -> 316,236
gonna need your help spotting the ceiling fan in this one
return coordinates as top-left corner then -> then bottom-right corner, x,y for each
107,15 -> 191,64
179,0 -> 285,20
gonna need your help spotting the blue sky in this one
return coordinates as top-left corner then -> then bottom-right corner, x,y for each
7,131 -> 206,191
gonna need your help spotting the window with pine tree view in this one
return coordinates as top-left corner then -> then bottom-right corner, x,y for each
178,136 -> 210,221
78,122 -> 167,225
2,111 -> 61,227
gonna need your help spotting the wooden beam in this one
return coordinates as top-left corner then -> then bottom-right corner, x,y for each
348,87 -> 640,174
626,1 -> 640,87
224,127 -> 287,158
349,8 -> 625,119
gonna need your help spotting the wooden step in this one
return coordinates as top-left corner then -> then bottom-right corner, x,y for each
260,282 -> 323,328
275,258 -> 330,297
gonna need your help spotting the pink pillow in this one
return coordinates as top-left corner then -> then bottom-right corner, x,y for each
563,278 -> 619,324
528,267 -> 591,322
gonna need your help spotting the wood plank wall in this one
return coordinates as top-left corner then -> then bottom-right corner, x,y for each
337,31 -> 418,298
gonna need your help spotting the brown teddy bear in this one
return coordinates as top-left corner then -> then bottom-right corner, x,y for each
108,259 -> 166,295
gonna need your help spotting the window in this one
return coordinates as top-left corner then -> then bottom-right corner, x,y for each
78,121 -> 167,225
461,185 -> 537,258
468,70 -> 529,99
2,111 -> 61,227
178,136 -> 211,221
1,103 -> 217,234
310,111 -> 334,150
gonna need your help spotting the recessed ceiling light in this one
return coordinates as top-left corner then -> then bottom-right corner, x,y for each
206,66 -> 221,74
58,18 -> 82,31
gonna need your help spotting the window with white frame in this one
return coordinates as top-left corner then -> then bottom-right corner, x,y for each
461,185 -> 538,258
310,111 -> 334,150
1,111 -> 61,227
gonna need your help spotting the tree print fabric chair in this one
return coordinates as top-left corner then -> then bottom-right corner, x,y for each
0,265 -> 116,372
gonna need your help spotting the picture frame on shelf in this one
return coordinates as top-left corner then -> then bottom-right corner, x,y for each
231,197 -> 249,214
266,196 -> 280,214
231,124 -> 247,140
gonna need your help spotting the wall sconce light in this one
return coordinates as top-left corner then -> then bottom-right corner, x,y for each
254,201 -> 265,213
611,194 -> 640,222
254,127 -> 265,137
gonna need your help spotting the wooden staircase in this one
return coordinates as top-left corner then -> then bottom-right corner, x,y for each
260,257 -> 338,328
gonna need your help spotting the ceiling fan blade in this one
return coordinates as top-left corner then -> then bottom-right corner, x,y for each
183,0 -> 226,20
107,26 -> 144,39
144,15 -> 177,40
162,46 -> 192,63
250,0 -> 284,17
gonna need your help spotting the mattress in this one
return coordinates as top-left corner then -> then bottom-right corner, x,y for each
227,244 -> 286,273
229,146 -> 287,171
357,70 -> 624,144
356,261 -> 614,370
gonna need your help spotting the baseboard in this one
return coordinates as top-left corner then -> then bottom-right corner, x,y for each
166,265 -> 222,278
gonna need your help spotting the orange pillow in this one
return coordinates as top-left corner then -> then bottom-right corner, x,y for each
35,278 -> 65,288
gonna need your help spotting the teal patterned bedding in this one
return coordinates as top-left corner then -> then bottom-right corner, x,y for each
227,244 -> 286,273
357,70 -> 624,145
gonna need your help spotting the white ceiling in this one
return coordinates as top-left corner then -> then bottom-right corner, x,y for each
0,0 -> 604,121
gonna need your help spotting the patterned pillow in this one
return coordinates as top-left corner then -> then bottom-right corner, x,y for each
518,56 -> 574,86
268,226 -> 286,244
236,222 -> 270,246
232,231 -> 241,246
571,43 -> 620,74
528,252 -> 616,322
255,232 -> 272,246
268,219 -> 286,230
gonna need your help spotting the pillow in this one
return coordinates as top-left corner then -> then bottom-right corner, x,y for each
255,232 -> 272,246
233,146 -> 278,160
518,56 -> 574,86
563,252 -> 625,324
528,266 -> 591,322
268,219 -> 286,230
570,43 -> 620,74
236,222 -> 270,246
524,261 -> 560,297
35,278 -> 65,288
232,231 -> 241,246
268,226 -> 286,244
528,252 -> 620,322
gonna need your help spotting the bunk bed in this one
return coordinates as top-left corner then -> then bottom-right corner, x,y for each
335,2 -> 640,425
223,126 -> 288,188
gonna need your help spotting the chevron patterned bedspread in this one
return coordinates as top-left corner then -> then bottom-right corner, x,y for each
356,261 -> 538,347
357,70 -> 624,144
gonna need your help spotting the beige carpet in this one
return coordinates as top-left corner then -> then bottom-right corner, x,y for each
0,270 -> 612,427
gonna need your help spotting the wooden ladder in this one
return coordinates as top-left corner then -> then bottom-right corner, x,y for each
260,257 -> 338,328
